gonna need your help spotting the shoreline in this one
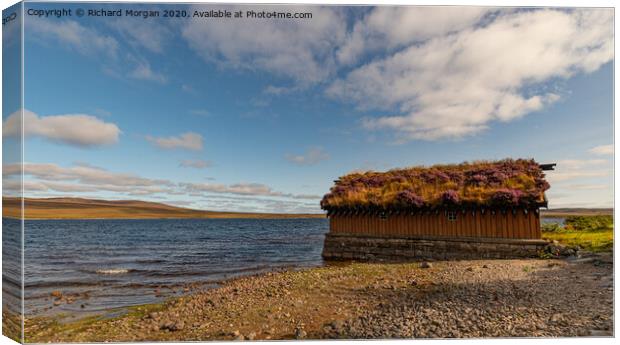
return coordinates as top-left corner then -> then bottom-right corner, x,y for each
4,216 -> 326,221
3,214 -> 604,221
22,255 -> 613,342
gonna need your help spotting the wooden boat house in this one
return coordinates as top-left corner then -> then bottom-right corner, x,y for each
321,159 -> 555,260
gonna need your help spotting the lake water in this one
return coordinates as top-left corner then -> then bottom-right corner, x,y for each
5,216 -> 563,317
10,218 -> 328,317
540,217 -> 566,226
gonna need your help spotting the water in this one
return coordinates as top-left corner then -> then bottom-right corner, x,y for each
541,217 -> 565,226
17,218 -> 328,317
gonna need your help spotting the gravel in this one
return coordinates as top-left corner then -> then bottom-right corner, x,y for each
323,257 -> 613,338
24,255 -> 613,341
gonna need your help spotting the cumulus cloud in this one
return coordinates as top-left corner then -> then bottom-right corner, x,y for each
27,18 -> 118,58
179,159 -> 212,169
146,132 -> 203,151
3,109 -> 120,147
328,9 -> 613,141
285,147 -> 329,166
588,144 -> 613,156
182,5 -> 346,85
337,6 -> 488,65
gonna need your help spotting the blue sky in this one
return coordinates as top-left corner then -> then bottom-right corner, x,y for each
3,4 -> 614,213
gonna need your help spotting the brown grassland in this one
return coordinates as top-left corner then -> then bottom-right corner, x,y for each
2,197 -> 325,220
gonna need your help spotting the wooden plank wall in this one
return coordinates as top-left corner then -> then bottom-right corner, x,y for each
329,210 -> 541,239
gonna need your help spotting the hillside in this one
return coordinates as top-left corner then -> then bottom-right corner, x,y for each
2,197 -> 325,220
541,208 -> 613,217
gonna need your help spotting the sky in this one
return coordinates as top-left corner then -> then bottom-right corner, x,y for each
2,4 -> 614,213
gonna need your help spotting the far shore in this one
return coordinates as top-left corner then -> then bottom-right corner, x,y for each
3,197 -> 611,220
2,197 -> 325,220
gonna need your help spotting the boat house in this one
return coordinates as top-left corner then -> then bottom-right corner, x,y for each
321,159 -> 555,261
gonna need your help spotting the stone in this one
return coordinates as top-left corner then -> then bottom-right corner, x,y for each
294,327 -> 307,339
549,313 -> 562,323
420,262 -> 432,269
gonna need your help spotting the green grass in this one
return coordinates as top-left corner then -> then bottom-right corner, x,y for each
542,215 -> 614,253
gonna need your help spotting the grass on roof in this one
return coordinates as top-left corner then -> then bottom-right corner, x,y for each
321,158 -> 549,211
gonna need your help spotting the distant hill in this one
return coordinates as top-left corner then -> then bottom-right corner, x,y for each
2,197 -> 325,220
541,208 -> 613,217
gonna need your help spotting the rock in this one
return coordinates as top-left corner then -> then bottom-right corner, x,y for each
549,313 -> 562,323
482,265 -> 489,268
246,332 -> 256,340
234,335 -> 245,341
173,321 -> 185,331
420,262 -> 432,269
295,327 -> 307,339
589,329 -> 612,337
53,300 -> 61,306
159,321 -> 184,331
50,290 -> 62,299
232,330 -> 241,337
148,312 -> 159,320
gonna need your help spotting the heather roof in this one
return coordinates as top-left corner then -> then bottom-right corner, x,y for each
320,159 -> 550,211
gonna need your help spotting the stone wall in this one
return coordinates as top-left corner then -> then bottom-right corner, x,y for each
322,233 -> 548,261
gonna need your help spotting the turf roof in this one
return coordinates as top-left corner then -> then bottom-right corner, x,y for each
320,159 -> 550,211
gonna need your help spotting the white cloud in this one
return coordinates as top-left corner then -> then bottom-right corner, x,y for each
545,159 -> 611,183
588,144 -> 613,156
27,18 -> 118,58
146,132 -> 203,151
128,57 -> 167,83
328,9 -> 613,141
109,17 -> 171,53
3,109 -> 120,147
285,147 -> 329,166
547,170 -> 609,183
4,162 -> 172,188
179,159 -> 212,169
180,182 -> 319,199
3,162 -> 177,196
555,159 -> 607,170
337,6 -> 488,65
564,184 -> 608,191
544,157 -> 612,208
6,161 -> 322,210
182,5 -> 346,85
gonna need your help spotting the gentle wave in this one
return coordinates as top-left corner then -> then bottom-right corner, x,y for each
96,269 -> 132,275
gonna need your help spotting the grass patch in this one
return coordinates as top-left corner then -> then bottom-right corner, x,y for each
542,215 -> 614,253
